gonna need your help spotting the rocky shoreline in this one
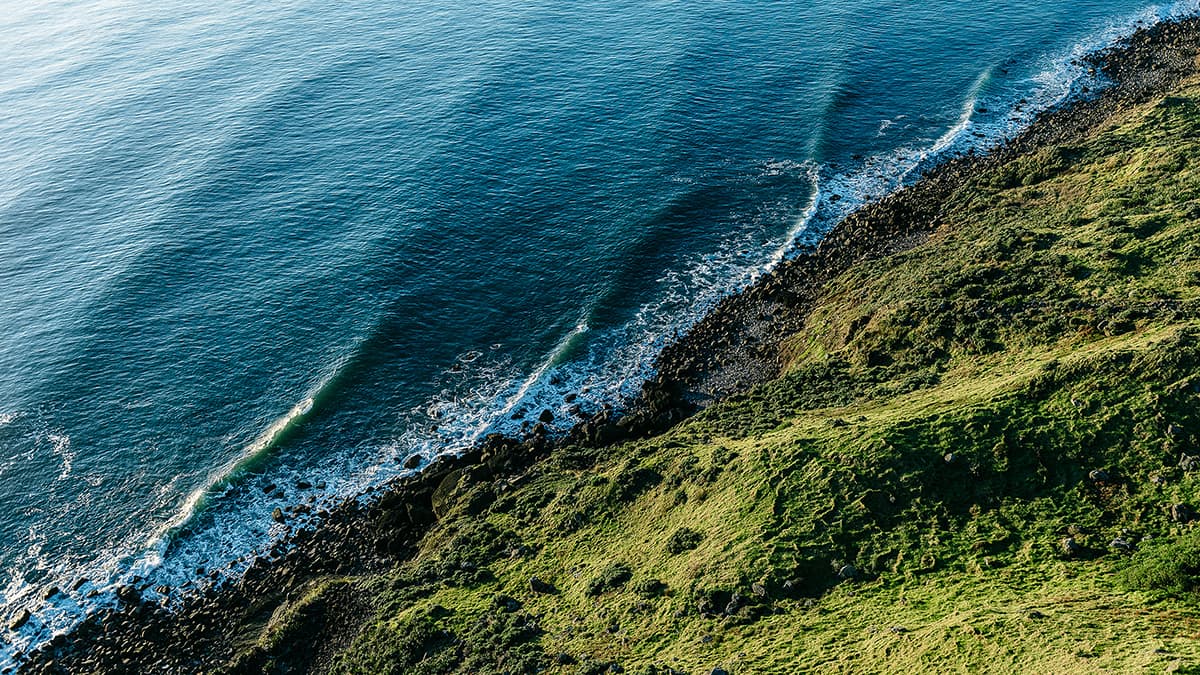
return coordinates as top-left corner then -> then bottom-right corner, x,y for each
651,15 -> 1200,405
12,14 -> 1200,675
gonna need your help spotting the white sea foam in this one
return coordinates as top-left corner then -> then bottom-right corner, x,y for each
47,433 -> 73,481
148,394 -> 315,545
930,67 -> 994,157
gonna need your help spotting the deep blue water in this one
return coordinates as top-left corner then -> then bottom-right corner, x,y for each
1,0 -> 1196,663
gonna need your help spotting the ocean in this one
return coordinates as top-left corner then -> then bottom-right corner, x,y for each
1,0 -> 1195,664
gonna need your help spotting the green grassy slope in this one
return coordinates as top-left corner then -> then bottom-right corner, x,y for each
243,78 -> 1200,674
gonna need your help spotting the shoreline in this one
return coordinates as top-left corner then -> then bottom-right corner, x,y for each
649,14 -> 1200,407
12,13 -> 1200,675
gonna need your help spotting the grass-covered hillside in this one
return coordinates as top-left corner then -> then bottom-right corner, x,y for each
232,78 -> 1200,674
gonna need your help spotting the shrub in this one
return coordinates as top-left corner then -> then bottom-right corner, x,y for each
666,527 -> 704,555
1118,532 -> 1200,598
586,563 -> 633,596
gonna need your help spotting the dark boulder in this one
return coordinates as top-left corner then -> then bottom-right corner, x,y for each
1061,537 -> 1082,557
724,593 -> 745,615
1171,503 -> 1197,523
492,594 -> 522,613
8,608 -> 30,631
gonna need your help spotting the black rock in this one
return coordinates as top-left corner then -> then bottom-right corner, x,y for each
116,585 -> 141,607
272,507 -> 285,523
529,576 -> 556,594
724,593 -> 744,615
538,409 -> 555,424
493,594 -> 521,613
1110,537 -> 1135,553
1171,503 -> 1196,523
710,669 -> 730,675
404,454 -> 422,469
8,608 -> 30,631
1061,537 -> 1082,557
838,564 -> 858,580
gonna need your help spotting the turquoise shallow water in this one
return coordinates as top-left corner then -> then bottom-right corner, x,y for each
1,0 -> 1197,663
